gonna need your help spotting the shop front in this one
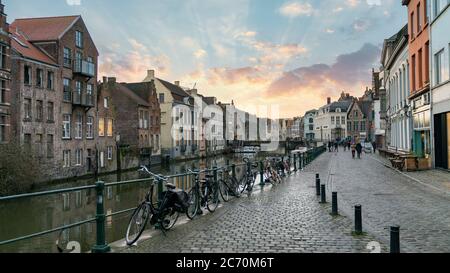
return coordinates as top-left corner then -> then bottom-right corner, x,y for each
412,96 -> 432,170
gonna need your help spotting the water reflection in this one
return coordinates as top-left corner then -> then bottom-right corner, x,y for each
0,150 -> 284,253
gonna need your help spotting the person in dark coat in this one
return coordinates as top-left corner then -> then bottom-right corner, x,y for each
356,142 -> 363,159
372,142 -> 377,154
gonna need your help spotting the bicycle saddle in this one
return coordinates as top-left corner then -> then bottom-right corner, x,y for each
166,183 -> 176,190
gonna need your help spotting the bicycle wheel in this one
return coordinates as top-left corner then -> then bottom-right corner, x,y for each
126,203 -> 151,246
230,176 -> 241,198
161,208 -> 180,231
207,181 -> 220,213
219,179 -> 230,202
186,187 -> 199,220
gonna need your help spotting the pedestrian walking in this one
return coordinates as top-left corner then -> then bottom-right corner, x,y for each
351,142 -> 356,159
328,141 -> 332,152
334,141 -> 339,152
372,141 -> 377,154
356,142 -> 363,159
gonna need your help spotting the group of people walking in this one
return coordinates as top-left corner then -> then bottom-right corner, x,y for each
328,139 -> 374,159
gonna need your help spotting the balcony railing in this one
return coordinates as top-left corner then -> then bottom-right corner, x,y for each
74,60 -> 95,77
72,91 -> 94,107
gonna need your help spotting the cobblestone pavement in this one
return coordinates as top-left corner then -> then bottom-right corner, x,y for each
121,154 -> 385,253
323,150 -> 450,253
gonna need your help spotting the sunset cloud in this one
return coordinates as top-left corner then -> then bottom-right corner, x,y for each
279,2 -> 314,18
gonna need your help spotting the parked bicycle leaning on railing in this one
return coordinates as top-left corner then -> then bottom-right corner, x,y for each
125,166 -> 190,246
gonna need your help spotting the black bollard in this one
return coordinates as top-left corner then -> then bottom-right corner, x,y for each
390,226 -> 400,253
320,184 -> 326,203
316,173 -> 320,179
332,192 -> 338,216
316,178 -> 321,196
355,205 -> 363,235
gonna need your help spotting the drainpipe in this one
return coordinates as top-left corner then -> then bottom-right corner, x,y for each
429,18 -> 435,169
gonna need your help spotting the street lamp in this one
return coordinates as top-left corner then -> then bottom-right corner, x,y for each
403,104 -> 410,118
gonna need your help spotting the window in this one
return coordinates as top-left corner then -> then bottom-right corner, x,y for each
159,93 -> 165,103
47,102 -> 54,122
47,71 -> 54,90
63,150 -> 71,168
35,134 -> 43,157
410,12 -> 415,38
418,48 -> 423,87
336,116 -> 341,125
24,66 -> 32,85
36,100 -> 43,121
36,69 -> 43,87
0,45 -> 6,69
139,110 -> 144,129
144,111 -> 149,129
354,110 -> 358,117
99,151 -> 105,168
348,122 -> 352,131
425,42 -> 430,83
412,54 -> 416,91
0,80 -> 6,104
107,119 -> 113,137
361,121 -> 366,131
354,122 -> 359,131
342,117 -> 346,125
434,0 -> 448,18
107,146 -> 113,160
75,114 -> 83,139
87,116 -> 94,139
75,31 -> 83,48
75,81 -> 82,94
435,49 -> 444,85
0,115 -> 6,143
417,3 -> 422,32
75,149 -> 83,166
87,84 -> 93,105
47,134 -> 54,158
75,52 -> 82,71
63,78 -> 71,102
104,97 -> 109,108
63,114 -> 71,139
99,118 -> 105,137
331,116 -> 335,125
24,134 -> 32,153
63,47 -> 72,67
24,98 -> 32,120
309,118 -> 313,123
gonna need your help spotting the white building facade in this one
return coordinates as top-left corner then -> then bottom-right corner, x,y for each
304,110 -> 317,141
430,0 -> 450,170
314,101 -> 351,142
382,25 -> 412,152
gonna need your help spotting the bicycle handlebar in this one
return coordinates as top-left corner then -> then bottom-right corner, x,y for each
138,166 -> 168,181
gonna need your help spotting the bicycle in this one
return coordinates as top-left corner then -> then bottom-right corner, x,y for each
125,166 -> 189,246
237,158 -> 259,196
263,158 -> 283,185
218,165 -> 241,202
185,168 -> 220,220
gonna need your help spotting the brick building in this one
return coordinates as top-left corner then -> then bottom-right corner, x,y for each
347,99 -> 373,142
0,1 -> 11,145
96,78 -> 117,174
11,15 -> 100,179
9,26 -> 60,177
126,81 -> 162,164
102,77 -> 155,168
402,0 -> 432,167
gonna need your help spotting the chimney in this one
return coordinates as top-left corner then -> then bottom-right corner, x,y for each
190,88 -> 197,96
103,76 -> 107,84
327,97 -> 331,105
174,81 -> 180,86
147,70 -> 155,79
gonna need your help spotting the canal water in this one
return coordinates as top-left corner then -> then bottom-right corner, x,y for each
0,150 -> 285,253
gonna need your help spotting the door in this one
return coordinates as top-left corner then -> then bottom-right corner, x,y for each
434,114 -> 449,169
447,113 -> 450,169
414,131 -> 424,157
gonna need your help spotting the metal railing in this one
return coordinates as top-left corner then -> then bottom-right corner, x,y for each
0,147 -> 326,253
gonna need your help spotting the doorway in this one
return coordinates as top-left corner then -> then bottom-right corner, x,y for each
434,113 -> 449,169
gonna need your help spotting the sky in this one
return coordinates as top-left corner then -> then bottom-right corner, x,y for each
4,0 -> 407,118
